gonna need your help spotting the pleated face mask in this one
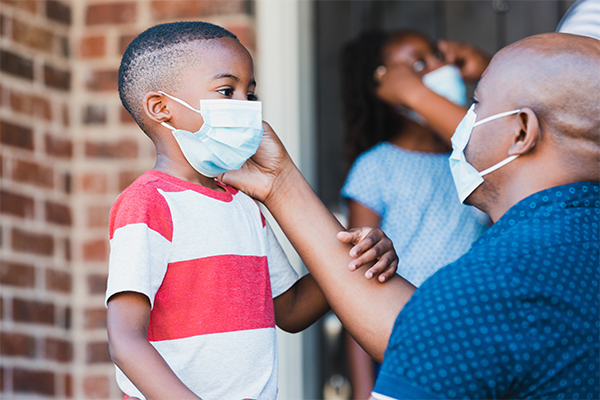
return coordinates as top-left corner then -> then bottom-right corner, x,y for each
159,91 -> 263,178
449,104 -> 521,203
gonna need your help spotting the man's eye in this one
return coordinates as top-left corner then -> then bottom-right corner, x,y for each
218,88 -> 234,97
247,93 -> 258,101
470,97 -> 479,105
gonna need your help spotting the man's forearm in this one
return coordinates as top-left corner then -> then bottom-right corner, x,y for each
264,165 -> 416,362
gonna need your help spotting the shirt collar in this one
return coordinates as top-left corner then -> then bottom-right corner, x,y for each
473,181 -> 599,246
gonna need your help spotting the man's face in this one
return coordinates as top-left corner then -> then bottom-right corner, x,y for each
462,59 -> 521,206
166,38 -> 257,132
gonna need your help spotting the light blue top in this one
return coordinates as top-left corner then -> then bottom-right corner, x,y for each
341,142 -> 489,286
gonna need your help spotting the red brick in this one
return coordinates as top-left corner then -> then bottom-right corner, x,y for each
12,228 -> 54,256
224,23 -> 255,51
12,19 -> 53,52
86,69 -> 118,92
45,201 -> 72,225
118,34 -> 136,55
0,189 -> 35,218
150,0 -> 245,20
62,103 -> 70,126
0,0 -> 38,14
85,139 -> 138,159
0,120 -> 34,150
13,368 -> 55,395
64,237 -> 71,261
83,375 -> 110,399
12,159 -> 54,188
86,341 -> 111,364
119,170 -> 142,191
80,35 -> 105,59
120,106 -> 136,124
63,172 -> 72,194
46,0 -> 72,25
88,206 -> 110,228
86,2 -> 136,25
44,64 -> 71,91
12,298 -> 54,325
10,91 -> 52,120
88,274 -> 107,295
44,337 -> 72,362
83,239 -> 108,261
0,261 -> 35,287
46,269 -> 72,293
80,172 -> 107,193
0,49 -> 34,80
64,373 -> 73,398
0,331 -> 36,357
83,104 -> 107,124
45,133 -> 72,158
85,308 -> 107,329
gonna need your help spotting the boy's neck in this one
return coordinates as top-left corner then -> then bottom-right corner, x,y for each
153,154 -> 225,192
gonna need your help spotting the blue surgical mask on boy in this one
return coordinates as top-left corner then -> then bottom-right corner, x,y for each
449,104 -> 521,203
158,91 -> 263,178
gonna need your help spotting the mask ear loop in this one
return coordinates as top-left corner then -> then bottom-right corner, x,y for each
158,91 -> 203,132
158,91 -> 202,113
474,109 -> 521,176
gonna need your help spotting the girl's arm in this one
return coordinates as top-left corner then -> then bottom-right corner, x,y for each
107,292 -> 202,400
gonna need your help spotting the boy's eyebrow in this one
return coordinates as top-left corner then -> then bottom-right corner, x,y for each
211,73 -> 256,86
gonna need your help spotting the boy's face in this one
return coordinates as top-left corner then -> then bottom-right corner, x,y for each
163,37 -> 256,133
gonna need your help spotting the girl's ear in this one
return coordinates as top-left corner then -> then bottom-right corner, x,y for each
143,91 -> 172,123
509,107 -> 539,156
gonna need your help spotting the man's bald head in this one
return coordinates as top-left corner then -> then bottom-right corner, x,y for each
485,33 -> 599,155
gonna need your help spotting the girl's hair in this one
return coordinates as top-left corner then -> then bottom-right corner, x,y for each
340,31 -> 405,164
340,30 -> 437,164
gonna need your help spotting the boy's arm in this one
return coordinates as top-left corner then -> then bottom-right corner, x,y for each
107,292 -> 202,400
274,274 -> 329,333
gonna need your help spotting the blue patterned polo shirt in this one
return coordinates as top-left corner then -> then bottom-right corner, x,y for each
373,182 -> 599,399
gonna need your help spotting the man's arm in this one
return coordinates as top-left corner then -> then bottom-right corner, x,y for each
220,123 -> 416,362
107,292 -> 202,400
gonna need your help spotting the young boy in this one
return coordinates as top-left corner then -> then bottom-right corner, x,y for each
107,22 -> 397,400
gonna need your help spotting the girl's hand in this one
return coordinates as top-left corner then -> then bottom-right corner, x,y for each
336,227 -> 398,282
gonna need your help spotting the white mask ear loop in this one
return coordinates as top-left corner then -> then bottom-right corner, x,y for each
158,91 -> 202,131
158,91 -> 201,113
474,108 -> 521,176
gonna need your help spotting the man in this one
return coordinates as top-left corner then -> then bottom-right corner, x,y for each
220,33 -> 599,399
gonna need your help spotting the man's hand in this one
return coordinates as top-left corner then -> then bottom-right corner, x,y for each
219,121 -> 293,205
337,227 -> 398,282
437,39 -> 490,83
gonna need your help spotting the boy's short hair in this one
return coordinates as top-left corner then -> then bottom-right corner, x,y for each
119,21 -> 238,133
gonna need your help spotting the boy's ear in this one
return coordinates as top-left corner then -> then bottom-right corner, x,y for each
509,107 -> 539,156
143,91 -> 172,123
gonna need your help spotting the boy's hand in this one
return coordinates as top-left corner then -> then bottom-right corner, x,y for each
219,121 -> 293,205
337,227 -> 398,282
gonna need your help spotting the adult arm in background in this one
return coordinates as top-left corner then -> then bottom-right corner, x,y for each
220,123 -> 416,362
375,63 -> 466,143
437,39 -> 491,83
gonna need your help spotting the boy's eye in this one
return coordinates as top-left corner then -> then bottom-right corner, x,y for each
218,88 -> 234,97
247,93 -> 258,101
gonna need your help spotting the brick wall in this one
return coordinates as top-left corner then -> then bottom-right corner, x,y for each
1,0 -> 256,398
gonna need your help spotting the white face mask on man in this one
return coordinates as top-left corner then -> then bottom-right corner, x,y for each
158,91 -> 263,178
449,104 -> 521,203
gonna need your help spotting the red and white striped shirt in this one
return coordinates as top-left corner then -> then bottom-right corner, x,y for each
106,170 -> 298,400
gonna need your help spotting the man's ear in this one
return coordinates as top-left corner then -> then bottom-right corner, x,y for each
509,107 -> 539,156
143,91 -> 171,123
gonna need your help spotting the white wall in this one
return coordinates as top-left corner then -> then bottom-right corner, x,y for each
255,0 -> 318,398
